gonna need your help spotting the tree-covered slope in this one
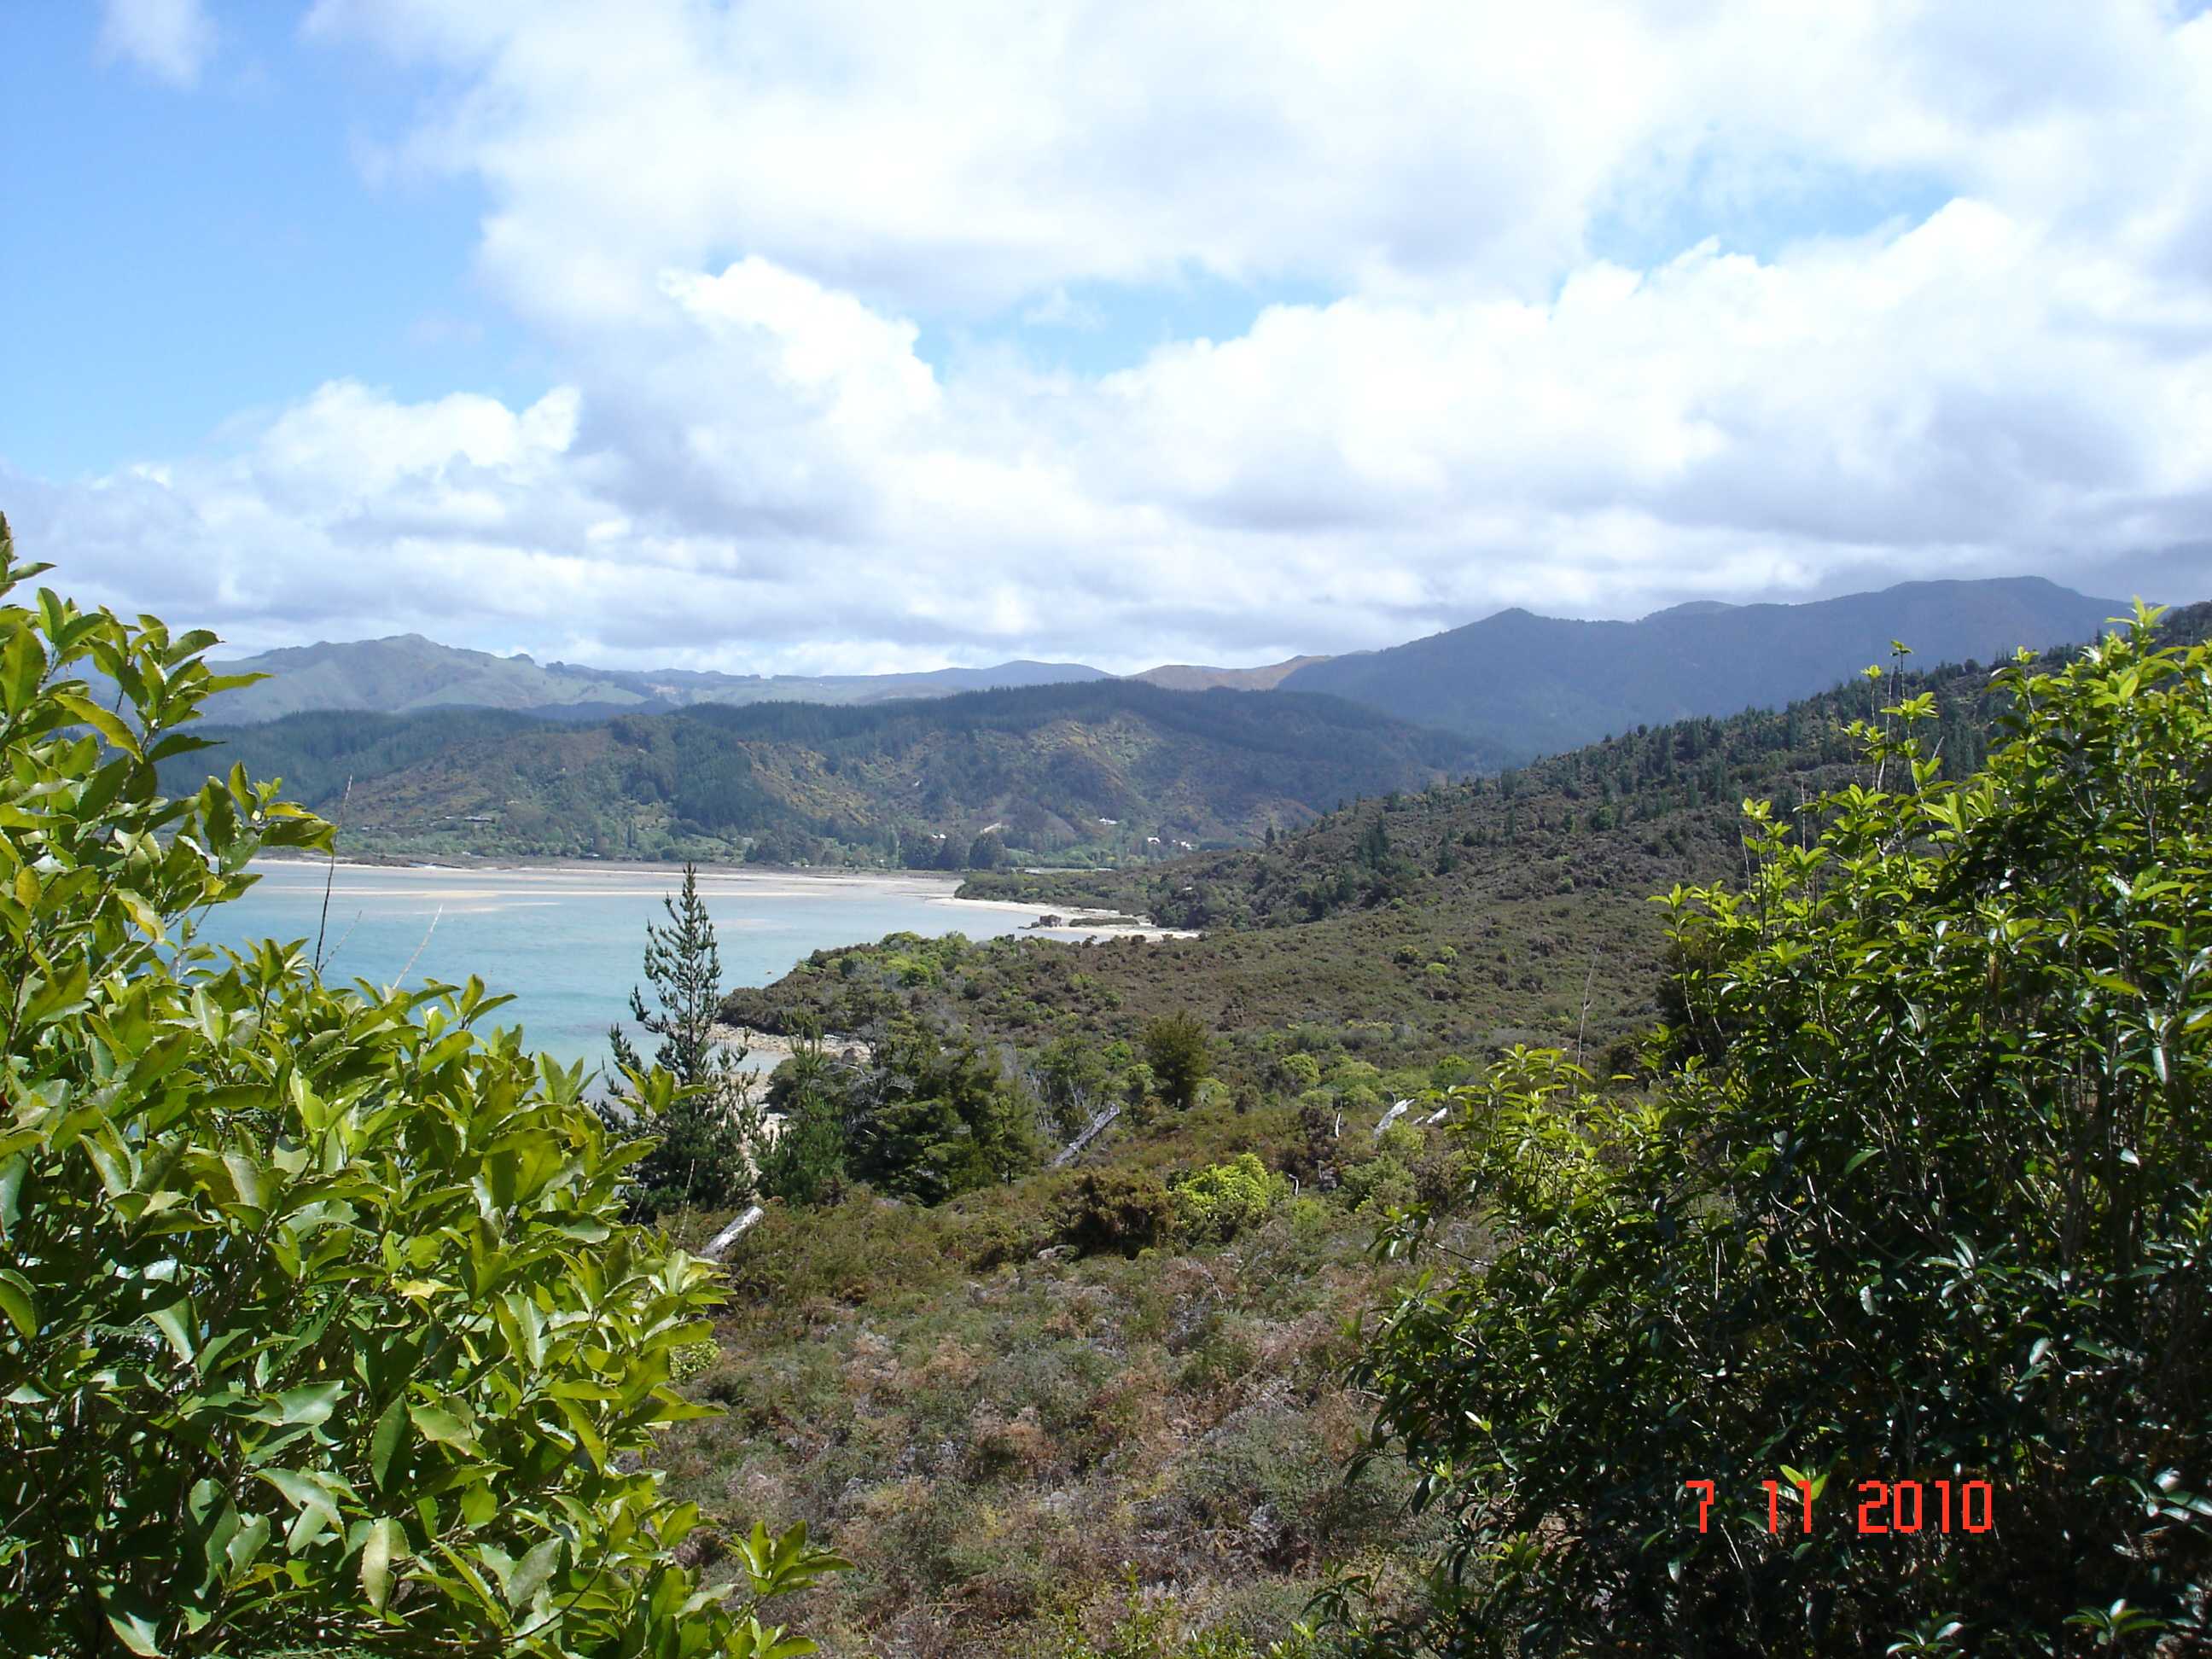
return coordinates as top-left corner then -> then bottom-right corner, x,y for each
1349,610 -> 2212,1653
764,605 -> 2212,1083
1281,575 -> 2132,761
163,680 -> 1495,864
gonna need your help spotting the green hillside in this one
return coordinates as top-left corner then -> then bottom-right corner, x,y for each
199,632 -> 657,720
161,681 -> 1497,866
1281,574 -> 2131,760
1130,655 -> 1331,691
678,604 -> 2212,1654
739,604 -> 2212,1087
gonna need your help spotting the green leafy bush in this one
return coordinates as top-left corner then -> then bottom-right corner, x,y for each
1332,1155 -> 1415,1219
1173,1154 -> 1289,1243
841,1016 -> 1039,1203
0,520 -> 841,1656
1348,612 -> 2212,1654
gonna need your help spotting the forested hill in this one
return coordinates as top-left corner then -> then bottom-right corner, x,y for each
161,680 -> 1493,865
887,603 -> 2212,1070
1280,574 -> 2128,760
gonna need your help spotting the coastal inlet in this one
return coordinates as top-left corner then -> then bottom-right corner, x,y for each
198,859 -> 1167,1071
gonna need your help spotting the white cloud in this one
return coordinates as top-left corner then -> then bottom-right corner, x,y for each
297,0 -> 2212,317
1021,289 -> 1104,332
20,2 -> 2212,672
97,0 -> 215,88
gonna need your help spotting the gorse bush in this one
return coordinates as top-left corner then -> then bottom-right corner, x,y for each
1058,1168 -> 1178,1257
1347,609 -> 2212,1654
1172,1154 -> 1289,1243
0,516 -> 841,1656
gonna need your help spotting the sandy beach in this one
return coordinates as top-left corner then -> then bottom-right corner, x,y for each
247,854 -> 1196,939
259,853 -> 988,903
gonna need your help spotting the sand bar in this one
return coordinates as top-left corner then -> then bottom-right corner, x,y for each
247,855 -> 1196,940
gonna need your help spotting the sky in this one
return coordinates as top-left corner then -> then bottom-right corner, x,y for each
3,0 -> 2211,675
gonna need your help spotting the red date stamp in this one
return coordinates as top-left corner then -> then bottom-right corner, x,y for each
1685,1476 -> 1995,1534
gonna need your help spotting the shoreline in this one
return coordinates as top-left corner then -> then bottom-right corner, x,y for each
252,849 -> 974,883
714,1025 -> 870,1070
245,853 -> 1194,940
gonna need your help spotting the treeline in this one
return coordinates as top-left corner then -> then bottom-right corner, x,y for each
150,704 -> 545,806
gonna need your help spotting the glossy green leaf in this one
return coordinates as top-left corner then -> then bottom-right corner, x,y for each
360,1516 -> 401,1612
0,1269 -> 37,1340
145,1300 -> 195,1366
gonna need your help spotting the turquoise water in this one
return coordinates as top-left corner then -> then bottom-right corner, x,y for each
190,861 -> 1059,1074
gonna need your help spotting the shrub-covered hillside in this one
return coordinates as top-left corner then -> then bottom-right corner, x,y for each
1351,608 -> 2212,1652
735,614 -> 2209,1092
660,1093 -> 1471,1657
688,604 -> 2212,1655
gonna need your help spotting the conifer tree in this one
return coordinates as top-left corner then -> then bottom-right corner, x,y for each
1142,1011 -> 1211,1111
612,861 -> 725,1085
605,863 -> 760,1217
756,1021 -> 849,1207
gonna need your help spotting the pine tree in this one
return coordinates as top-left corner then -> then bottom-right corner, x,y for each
611,862 -> 725,1086
603,863 -> 760,1218
1356,814 -> 1392,870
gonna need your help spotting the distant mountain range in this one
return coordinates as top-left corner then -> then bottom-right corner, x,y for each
1277,576 -> 2132,760
201,576 -> 2145,766
201,635 -> 1109,724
